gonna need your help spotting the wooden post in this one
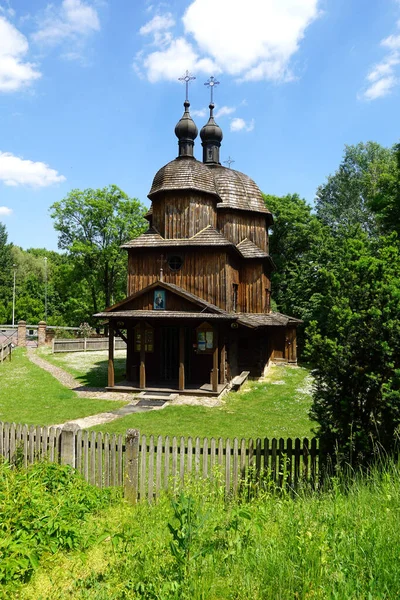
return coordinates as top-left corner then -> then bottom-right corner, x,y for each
124,429 -> 140,504
108,324 -> 115,387
220,339 -> 226,384
60,423 -> 80,467
140,321 -> 146,389
212,328 -> 219,392
179,326 -> 185,391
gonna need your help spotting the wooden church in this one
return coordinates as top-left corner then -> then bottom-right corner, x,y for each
95,78 -> 300,394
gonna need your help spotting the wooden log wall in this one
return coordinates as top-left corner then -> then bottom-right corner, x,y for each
128,249 -> 229,309
239,263 -> 270,313
218,211 -> 269,252
152,192 -> 217,238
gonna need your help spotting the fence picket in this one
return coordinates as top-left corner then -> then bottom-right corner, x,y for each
0,421 -> 322,500
148,436 -> 154,501
156,436 -> 162,497
140,434 -> 146,500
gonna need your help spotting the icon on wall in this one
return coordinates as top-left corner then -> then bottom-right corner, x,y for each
154,290 -> 166,310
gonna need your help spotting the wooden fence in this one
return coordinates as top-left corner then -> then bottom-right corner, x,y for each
52,337 -> 126,353
0,341 -> 12,364
0,422 -> 324,501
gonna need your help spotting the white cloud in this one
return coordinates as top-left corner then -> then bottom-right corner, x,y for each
360,12 -> 400,100
140,13 -> 175,35
136,0 -> 320,83
0,16 -> 41,92
0,206 -> 12,216
230,117 -> 255,132
32,0 -> 100,47
191,108 -> 207,117
0,152 -> 66,187
363,76 -> 397,100
215,105 -> 236,118
142,37 -> 219,83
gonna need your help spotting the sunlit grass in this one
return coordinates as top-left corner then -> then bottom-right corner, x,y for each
0,349 -> 127,426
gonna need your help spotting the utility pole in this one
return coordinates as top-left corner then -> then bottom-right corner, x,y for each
44,257 -> 48,323
12,264 -> 16,327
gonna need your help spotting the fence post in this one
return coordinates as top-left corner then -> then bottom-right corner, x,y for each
17,320 -> 27,347
60,423 -> 80,467
125,429 -> 140,504
38,321 -> 46,347
84,337 -> 87,352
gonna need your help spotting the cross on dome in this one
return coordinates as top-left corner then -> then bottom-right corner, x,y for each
178,70 -> 196,102
204,76 -> 220,104
224,156 -> 235,169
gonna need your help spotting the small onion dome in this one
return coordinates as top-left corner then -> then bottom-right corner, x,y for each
175,100 -> 198,142
200,104 -> 223,143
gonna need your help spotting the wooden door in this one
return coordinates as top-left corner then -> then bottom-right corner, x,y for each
161,327 -> 179,381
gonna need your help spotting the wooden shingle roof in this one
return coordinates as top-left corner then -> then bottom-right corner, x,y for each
121,225 -> 235,249
236,238 -> 269,258
148,156 -> 272,216
237,312 -> 303,328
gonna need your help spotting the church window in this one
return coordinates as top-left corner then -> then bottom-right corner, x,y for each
134,324 -> 154,352
232,284 -> 239,312
168,255 -> 183,271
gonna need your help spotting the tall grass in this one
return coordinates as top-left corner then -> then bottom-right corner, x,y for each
14,460 -> 400,599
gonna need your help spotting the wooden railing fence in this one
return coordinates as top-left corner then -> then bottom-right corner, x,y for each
0,422 -> 324,502
52,337 -> 126,353
0,340 -> 12,364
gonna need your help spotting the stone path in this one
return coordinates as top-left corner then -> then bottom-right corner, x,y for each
26,348 -> 224,428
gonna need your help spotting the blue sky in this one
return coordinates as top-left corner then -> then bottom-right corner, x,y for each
0,0 -> 399,251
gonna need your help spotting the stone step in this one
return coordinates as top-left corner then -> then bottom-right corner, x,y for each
138,392 -> 178,401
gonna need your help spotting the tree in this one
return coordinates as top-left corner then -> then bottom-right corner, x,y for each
306,230 -> 400,465
315,142 -> 395,236
0,223 -> 13,323
50,185 -> 147,317
369,142 -> 400,235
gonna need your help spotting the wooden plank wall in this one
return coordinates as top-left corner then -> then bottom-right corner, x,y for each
218,211 -> 269,252
128,250 -> 229,309
152,192 -> 217,238
239,264 -> 270,313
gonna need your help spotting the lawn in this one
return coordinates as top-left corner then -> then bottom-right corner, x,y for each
0,349 -> 127,426
37,346 -> 127,388
92,364 -> 316,439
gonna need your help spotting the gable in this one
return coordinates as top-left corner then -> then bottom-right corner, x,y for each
104,280 -> 227,315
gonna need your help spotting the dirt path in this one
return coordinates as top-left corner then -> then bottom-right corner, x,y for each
26,348 -> 135,402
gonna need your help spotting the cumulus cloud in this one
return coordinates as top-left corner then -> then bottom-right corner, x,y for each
136,0 -> 320,83
191,107 -> 207,117
139,13 -> 175,35
0,206 -> 12,216
32,0 -> 100,52
360,15 -> 400,100
0,16 -> 41,92
215,105 -> 236,118
230,117 -> 255,132
0,152 -> 66,187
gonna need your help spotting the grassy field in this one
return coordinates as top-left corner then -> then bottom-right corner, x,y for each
5,460 -> 400,600
37,346 -> 127,388
0,349 -> 127,426
91,364 -> 315,439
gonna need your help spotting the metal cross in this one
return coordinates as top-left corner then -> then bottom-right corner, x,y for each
178,70 -> 196,102
224,156 -> 235,169
204,76 -> 220,103
157,254 -> 167,281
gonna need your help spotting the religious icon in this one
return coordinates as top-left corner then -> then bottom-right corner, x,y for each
206,331 -> 213,349
197,331 -> 206,351
154,290 -> 165,310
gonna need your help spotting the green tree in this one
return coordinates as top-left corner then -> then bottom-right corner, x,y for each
0,223 -> 13,323
316,142 -> 395,236
50,185 -> 147,317
306,230 -> 400,464
369,142 -> 400,235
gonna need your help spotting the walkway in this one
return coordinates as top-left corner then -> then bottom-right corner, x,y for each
26,348 -> 223,428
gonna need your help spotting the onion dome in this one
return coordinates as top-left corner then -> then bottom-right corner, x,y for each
175,100 -> 198,158
200,103 -> 223,165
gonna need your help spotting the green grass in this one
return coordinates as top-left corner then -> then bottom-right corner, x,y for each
0,349 -> 127,426
14,461 -> 400,600
92,365 -> 315,439
37,346 -> 127,388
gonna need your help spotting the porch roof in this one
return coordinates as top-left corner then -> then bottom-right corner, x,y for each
94,310 -> 237,320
